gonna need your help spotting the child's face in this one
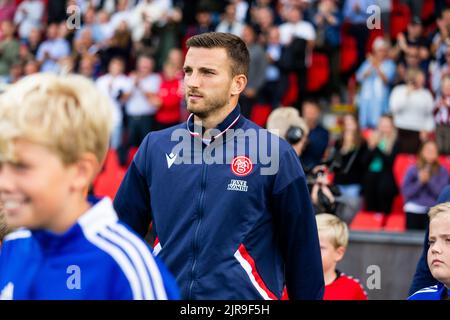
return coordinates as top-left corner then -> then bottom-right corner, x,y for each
428,213 -> 450,287
319,233 -> 345,274
0,140 -> 78,231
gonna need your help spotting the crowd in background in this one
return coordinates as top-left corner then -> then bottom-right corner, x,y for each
1,0 -> 450,231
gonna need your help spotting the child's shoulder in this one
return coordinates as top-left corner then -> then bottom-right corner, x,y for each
408,284 -> 444,300
326,272 -> 368,300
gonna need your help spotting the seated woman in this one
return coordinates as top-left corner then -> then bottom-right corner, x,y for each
362,114 -> 399,224
402,140 -> 449,231
329,113 -> 368,224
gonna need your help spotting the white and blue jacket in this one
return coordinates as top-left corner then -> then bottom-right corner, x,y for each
114,105 -> 324,300
408,283 -> 448,300
0,197 -> 179,300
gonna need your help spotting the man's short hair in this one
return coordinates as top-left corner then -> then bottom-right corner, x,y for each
0,73 -> 112,167
186,32 -> 249,77
316,213 -> 349,249
428,202 -> 450,221
266,107 -> 309,140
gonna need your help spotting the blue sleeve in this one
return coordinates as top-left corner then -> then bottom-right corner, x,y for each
114,135 -> 152,237
271,147 -> 324,300
153,255 -> 180,300
408,185 -> 450,295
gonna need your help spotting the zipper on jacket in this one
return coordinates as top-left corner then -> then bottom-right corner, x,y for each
188,162 -> 208,299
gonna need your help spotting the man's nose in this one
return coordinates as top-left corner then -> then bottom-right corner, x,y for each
185,71 -> 200,88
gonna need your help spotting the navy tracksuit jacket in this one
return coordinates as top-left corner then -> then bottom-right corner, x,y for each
114,105 -> 324,300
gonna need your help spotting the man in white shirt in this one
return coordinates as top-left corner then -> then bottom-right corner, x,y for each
36,23 -> 70,73
13,0 -> 44,40
118,54 -> 161,165
95,57 -> 132,150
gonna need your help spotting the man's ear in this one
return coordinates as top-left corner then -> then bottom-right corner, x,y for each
231,74 -> 247,95
69,153 -> 99,193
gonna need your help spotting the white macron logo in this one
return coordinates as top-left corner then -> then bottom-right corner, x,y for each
0,282 -> 14,300
166,153 -> 177,169
227,179 -> 248,192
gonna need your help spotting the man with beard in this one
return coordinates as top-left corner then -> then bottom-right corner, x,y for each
114,32 -> 324,300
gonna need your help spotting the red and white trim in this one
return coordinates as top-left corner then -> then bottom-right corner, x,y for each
234,244 -> 278,300
186,113 -> 241,139
153,238 -> 162,256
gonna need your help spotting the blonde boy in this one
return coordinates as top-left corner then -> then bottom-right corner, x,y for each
409,202 -> 450,300
316,213 -> 367,300
0,73 -> 177,300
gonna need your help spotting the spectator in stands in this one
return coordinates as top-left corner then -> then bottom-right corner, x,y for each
36,22 -> 70,73
343,0 -> 374,67
102,20 -> 133,71
409,185 -> 450,295
402,140 -> 449,230
434,76 -> 450,155
431,7 -> 450,66
185,7 -> 216,39
316,213 -> 368,300
301,99 -> 330,171
395,45 -> 427,85
0,0 -> 15,24
279,6 -> 315,107
260,26 -> 284,109
389,68 -> 435,153
266,106 -> 309,157
154,61 -> 183,130
239,24 -> 267,119
409,202 -> 450,300
329,113 -> 368,224
13,0 -> 44,41
356,37 -> 396,129
393,16 -> 430,77
362,114 -> 399,221
215,2 -> 243,36
23,26 -> 42,56
313,0 -> 342,95
118,54 -> 161,165
23,58 -> 39,76
0,20 -> 19,80
431,47 -> 450,95
95,57 -> 131,150
253,6 -> 276,44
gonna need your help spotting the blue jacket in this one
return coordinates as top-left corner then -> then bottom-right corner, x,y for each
409,185 -> 450,295
0,198 -> 179,300
114,105 -> 324,300
408,283 -> 448,300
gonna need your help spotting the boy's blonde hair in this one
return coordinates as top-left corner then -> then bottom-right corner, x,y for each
428,202 -> 450,221
266,107 -> 309,140
316,213 -> 349,249
0,73 -> 112,169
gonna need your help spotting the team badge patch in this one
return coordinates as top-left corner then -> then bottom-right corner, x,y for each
231,156 -> 253,177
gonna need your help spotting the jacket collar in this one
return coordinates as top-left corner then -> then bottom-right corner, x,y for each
186,104 -> 243,142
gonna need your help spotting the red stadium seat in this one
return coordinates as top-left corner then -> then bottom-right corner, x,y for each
439,155 -> 450,174
350,211 -> 384,231
390,2 -> 411,39
421,0 -> 434,21
280,73 -> 298,107
93,149 -> 126,200
393,153 -> 417,187
307,52 -> 329,92
340,34 -> 358,73
250,104 -> 272,127
383,210 -> 406,232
